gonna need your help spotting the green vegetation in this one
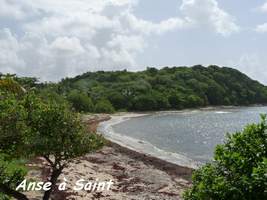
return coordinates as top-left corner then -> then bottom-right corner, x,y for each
184,115 -> 267,200
94,99 -> 115,113
0,78 -> 104,200
67,90 -> 94,112
57,65 -> 267,112
3,65 -> 267,113
1,66 -> 267,199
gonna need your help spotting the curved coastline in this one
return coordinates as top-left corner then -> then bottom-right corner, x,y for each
97,112 -> 199,169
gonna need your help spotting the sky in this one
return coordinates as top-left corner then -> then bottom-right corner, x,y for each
0,0 -> 267,84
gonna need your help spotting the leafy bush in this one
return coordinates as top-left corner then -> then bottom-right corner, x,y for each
0,78 -> 24,95
0,82 -> 105,200
168,93 -> 185,109
132,94 -> 157,111
0,91 -> 31,200
184,115 -> 267,200
38,89 -> 67,105
67,90 -> 94,112
107,91 -> 127,110
0,154 -> 27,200
24,93 -> 105,199
94,99 -> 115,113
153,92 -> 170,110
186,95 -> 204,108
0,92 -> 29,156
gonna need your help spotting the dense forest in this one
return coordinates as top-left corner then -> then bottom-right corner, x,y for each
2,65 -> 267,113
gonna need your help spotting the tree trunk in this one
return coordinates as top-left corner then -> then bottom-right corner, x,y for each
42,168 -> 62,200
0,184 -> 29,200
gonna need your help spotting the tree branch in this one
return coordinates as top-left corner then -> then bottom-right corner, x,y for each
43,155 -> 54,167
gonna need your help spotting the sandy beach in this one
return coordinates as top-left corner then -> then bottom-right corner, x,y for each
26,113 -> 193,200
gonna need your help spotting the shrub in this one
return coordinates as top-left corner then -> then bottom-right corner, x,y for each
184,115 -> 267,200
168,93 -> 185,109
0,92 -> 29,156
0,90 -> 104,200
132,94 -> 157,111
67,90 -> 94,112
94,99 -> 115,113
186,95 -> 204,108
153,92 -> 170,110
107,92 -> 127,110
0,154 -> 27,200
0,78 -> 24,95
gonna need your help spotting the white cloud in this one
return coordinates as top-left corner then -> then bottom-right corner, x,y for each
260,1 -> 267,12
0,29 -> 25,73
0,0 -> 27,20
255,2 -> 267,33
256,23 -> 267,33
0,0 -> 239,81
121,13 -> 188,35
180,0 -> 239,36
228,54 -> 267,85
0,0 -> 186,81
50,37 -> 85,54
107,35 -> 144,52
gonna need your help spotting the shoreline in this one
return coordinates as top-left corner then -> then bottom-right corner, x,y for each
96,105 -> 267,170
88,112 -> 194,177
97,113 -> 199,169
25,112 -> 193,199
106,140 -> 193,179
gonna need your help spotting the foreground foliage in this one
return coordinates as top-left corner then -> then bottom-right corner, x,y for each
184,115 -> 267,200
0,78 -> 105,200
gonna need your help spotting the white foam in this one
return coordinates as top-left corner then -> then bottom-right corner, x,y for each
98,113 -> 199,169
215,111 -> 231,114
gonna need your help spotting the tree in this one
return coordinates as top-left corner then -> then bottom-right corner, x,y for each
0,86 -> 104,200
24,94 -> 105,200
58,66 -> 267,111
67,90 -> 94,112
132,94 -> 157,111
168,93 -> 185,109
107,91 -> 127,110
152,91 -> 170,110
94,99 -> 115,113
15,77 -> 39,90
146,67 -> 158,76
184,115 -> 267,200
4,65 -> 267,112
205,81 -> 226,105
185,95 -> 204,108
0,78 -> 25,95
0,91 -> 29,200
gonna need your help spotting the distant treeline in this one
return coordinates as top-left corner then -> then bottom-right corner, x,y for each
2,65 -> 267,113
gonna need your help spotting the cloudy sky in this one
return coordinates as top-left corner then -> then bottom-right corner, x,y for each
0,0 -> 267,83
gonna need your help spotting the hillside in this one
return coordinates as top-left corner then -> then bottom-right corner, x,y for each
52,65 -> 267,112
3,65 -> 267,112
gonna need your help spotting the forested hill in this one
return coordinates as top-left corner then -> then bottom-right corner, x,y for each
54,65 -> 267,112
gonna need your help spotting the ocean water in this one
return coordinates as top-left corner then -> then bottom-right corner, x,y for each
109,106 -> 267,164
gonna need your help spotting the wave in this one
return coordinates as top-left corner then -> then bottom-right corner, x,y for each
215,111 -> 231,114
97,113 -> 199,169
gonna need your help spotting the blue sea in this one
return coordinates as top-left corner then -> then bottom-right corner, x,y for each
99,106 -> 267,167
